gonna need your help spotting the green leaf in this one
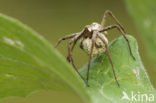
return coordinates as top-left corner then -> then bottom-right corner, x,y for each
0,13 -> 91,103
125,0 -> 156,85
0,13 -> 155,103
80,35 -> 156,103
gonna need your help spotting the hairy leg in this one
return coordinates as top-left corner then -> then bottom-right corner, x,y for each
55,33 -> 78,48
97,33 -> 120,87
67,40 -> 87,84
71,34 -> 83,51
86,31 -> 97,86
101,10 -> 125,33
100,25 -> 135,60
66,33 -> 84,61
71,28 -> 88,51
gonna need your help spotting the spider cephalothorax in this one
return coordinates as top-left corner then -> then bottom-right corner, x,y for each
79,22 -> 108,57
55,10 -> 135,87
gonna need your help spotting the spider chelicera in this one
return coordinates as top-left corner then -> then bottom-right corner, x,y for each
55,10 -> 135,87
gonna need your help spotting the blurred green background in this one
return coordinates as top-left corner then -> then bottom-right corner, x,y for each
0,0 -> 154,103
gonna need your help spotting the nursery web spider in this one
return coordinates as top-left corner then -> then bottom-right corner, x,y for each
55,10 -> 135,87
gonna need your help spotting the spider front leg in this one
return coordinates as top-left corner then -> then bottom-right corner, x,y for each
55,33 -> 77,48
66,33 -> 83,62
100,25 -> 136,60
97,33 -> 120,87
71,34 -> 83,51
55,32 -> 86,85
67,39 -> 87,84
55,32 -> 82,62
86,31 -> 97,87
101,10 -> 125,33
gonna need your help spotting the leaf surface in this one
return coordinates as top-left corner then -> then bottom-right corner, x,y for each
0,13 -> 90,103
0,13 -> 155,103
80,35 -> 156,103
125,0 -> 156,87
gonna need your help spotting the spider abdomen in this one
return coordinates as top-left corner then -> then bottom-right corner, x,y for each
80,35 -> 108,57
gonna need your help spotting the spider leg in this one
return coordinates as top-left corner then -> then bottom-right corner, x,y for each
66,32 -> 84,61
54,33 -> 78,48
79,37 -> 85,49
97,33 -> 120,87
71,34 -> 83,51
71,40 -> 77,51
67,40 -> 87,84
86,31 -> 97,87
100,25 -> 136,60
71,28 -> 88,51
101,10 -> 125,33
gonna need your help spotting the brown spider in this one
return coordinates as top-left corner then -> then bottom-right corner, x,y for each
55,10 -> 135,87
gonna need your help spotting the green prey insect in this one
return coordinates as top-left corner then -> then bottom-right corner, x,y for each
55,10 -> 135,87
